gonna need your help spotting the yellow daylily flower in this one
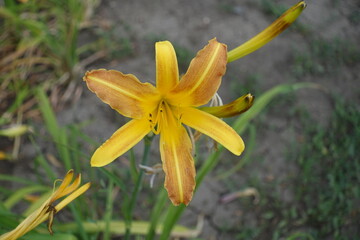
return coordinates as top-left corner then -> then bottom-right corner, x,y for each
84,39 -> 243,206
0,170 -> 91,240
83,1 -> 306,206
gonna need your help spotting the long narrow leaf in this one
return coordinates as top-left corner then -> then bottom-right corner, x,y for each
4,185 -> 49,209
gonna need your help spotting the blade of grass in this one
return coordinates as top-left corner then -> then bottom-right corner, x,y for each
29,135 -> 56,181
104,179 -> 114,240
58,129 -> 72,170
4,185 -> 49,210
129,149 -> 139,182
232,83 -> 321,133
36,88 -> 59,141
68,126 -> 82,173
36,88 -> 72,169
0,175 -> 37,186
68,203 -> 89,240
124,135 -> 153,240
100,168 -> 128,197
145,189 -> 168,240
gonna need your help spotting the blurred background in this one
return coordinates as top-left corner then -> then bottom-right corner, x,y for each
0,0 -> 359,239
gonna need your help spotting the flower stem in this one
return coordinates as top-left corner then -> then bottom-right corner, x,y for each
124,135 -> 153,240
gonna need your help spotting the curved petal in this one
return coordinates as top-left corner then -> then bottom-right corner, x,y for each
156,41 -> 179,94
166,39 -> 227,107
50,170 -> 74,202
84,69 -> 160,119
181,107 -> 244,155
56,182 -> 91,212
159,103 -> 195,206
200,93 -> 255,118
91,119 -> 151,167
227,1 -> 306,62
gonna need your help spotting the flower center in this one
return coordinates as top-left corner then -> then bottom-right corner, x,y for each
148,100 -> 181,135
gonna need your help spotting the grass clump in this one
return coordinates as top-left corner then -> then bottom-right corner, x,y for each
294,98 -> 360,239
292,38 -> 360,77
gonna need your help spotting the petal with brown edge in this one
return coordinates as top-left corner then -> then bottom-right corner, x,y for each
159,104 -> 195,206
166,39 -> 227,107
84,69 -> 160,119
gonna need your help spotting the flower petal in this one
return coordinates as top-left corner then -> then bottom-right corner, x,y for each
156,41 -> 179,94
159,103 -> 195,205
227,1 -> 306,62
181,107 -> 244,155
166,38 -> 227,107
200,93 -> 255,118
91,119 -> 150,167
55,182 -> 91,212
57,174 -> 81,198
84,69 -> 160,119
50,170 -> 74,202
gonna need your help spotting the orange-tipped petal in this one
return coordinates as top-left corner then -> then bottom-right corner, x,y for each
167,39 -> 227,107
181,107 -> 244,155
50,170 -> 74,202
227,1 -> 307,62
55,182 -> 91,212
159,103 -> 195,205
200,93 -> 255,118
57,174 -> 82,198
156,41 -> 179,94
84,69 -> 160,119
91,119 -> 150,167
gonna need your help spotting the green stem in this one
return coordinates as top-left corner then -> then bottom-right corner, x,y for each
124,135 -> 153,240
51,220 -> 198,237
145,189 -> 168,240
104,179 -> 114,240
69,203 -> 88,240
216,124 -> 256,179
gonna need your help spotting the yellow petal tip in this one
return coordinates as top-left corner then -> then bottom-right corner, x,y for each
90,158 -> 106,167
90,152 -> 109,167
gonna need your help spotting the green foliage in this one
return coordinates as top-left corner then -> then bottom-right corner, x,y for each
293,98 -> 360,238
292,38 -> 360,77
229,97 -> 360,240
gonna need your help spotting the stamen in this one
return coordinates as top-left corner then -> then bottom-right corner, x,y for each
186,126 -> 196,156
210,92 -> 224,107
139,163 -> 163,188
149,100 -> 165,135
